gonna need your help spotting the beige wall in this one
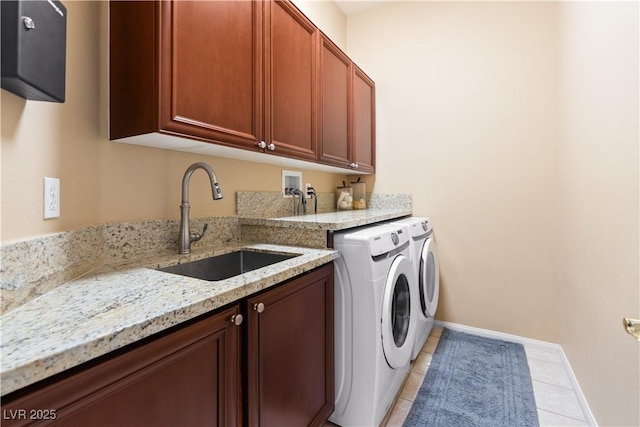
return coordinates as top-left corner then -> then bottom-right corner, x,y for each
292,0 -> 347,50
348,1 -> 639,424
1,1 -> 345,244
3,1 -> 639,423
347,1 -> 560,341
557,2 -> 639,426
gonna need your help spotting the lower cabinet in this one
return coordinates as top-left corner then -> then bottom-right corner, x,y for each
1,304 -> 242,427
246,263 -> 334,427
1,263 -> 334,427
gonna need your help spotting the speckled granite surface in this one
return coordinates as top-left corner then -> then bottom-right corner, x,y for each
1,226 -> 104,313
240,209 -> 412,231
238,193 -> 411,246
1,217 -> 240,313
367,193 -> 412,210
237,191 -> 412,217
242,225 -> 328,248
237,191 -> 336,217
0,243 -> 337,396
0,192 -> 412,396
103,217 -> 240,262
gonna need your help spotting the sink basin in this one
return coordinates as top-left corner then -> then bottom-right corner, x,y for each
158,250 -> 300,281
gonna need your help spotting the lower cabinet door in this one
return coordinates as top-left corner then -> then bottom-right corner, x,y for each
246,263 -> 334,427
1,305 -> 242,427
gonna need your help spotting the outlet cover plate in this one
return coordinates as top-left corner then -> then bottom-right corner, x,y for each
282,170 -> 302,197
44,177 -> 60,219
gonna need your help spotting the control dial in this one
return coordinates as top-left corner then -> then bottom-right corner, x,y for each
391,232 -> 399,246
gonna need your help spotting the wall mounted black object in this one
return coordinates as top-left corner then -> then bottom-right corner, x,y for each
1,0 -> 67,102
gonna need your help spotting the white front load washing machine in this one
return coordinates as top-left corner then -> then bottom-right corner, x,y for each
387,217 -> 440,360
330,224 -> 417,427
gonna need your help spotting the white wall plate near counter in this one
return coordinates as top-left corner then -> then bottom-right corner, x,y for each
44,177 -> 60,219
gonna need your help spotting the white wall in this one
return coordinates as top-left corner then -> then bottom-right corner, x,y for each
347,1 -> 560,342
557,2 -> 640,426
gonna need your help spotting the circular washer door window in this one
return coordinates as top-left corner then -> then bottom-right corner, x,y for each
420,238 -> 440,317
381,255 -> 416,369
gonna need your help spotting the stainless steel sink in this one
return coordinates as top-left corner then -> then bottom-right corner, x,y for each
158,250 -> 300,281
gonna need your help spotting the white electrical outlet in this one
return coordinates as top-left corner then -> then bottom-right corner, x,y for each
44,177 -> 60,219
305,183 -> 312,195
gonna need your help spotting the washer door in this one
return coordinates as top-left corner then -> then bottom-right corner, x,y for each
419,238 -> 440,317
381,255 -> 415,369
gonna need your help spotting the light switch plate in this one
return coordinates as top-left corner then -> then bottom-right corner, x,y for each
44,177 -> 60,219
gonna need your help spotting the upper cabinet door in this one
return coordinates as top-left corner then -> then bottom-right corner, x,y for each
318,34 -> 352,169
265,1 -> 318,161
110,0 -> 374,174
159,1 -> 263,149
352,65 -> 375,173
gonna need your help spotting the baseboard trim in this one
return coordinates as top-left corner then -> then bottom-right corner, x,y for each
434,321 -> 598,426
556,346 -> 598,427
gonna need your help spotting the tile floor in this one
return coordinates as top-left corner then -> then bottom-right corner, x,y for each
329,326 -> 591,427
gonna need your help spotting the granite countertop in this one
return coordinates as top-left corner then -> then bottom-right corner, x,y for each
240,208 -> 411,230
0,242 -> 337,396
1,207 -> 411,397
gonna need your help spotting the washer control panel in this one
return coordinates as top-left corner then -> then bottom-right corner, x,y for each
368,228 -> 408,257
408,219 -> 432,238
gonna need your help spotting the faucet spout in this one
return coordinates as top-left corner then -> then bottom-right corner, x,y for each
182,162 -> 223,203
179,162 -> 223,254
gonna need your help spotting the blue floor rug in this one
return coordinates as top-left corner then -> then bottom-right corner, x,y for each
403,329 -> 539,427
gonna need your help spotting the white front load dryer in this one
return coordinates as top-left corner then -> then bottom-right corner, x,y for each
331,224 -> 417,427
387,217 -> 440,360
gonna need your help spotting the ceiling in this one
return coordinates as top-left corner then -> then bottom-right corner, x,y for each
334,0 -> 388,17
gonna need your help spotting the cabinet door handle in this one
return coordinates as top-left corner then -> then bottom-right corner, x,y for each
230,314 -> 243,326
257,141 -> 267,149
22,16 -> 36,30
267,143 -> 276,151
253,302 -> 265,313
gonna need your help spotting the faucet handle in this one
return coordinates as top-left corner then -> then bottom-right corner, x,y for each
191,223 -> 208,243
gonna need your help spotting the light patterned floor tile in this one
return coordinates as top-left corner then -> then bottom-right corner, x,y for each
399,371 -> 425,402
532,380 -> 585,421
538,409 -> 589,426
411,351 -> 433,375
430,326 -> 443,337
421,335 -> 439,353
384,398 -> 413,427
353,329 -> 590,427
525,345 -> 564,364
528,357 -> 573,388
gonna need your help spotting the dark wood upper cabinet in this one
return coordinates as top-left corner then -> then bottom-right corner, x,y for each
265,0 -> 318,161
161,0 -> 262,148
351,65 -> 376,174
110,0 -> 374,173
318,34 -> 352,169
318,35 -> 376,173
110,1 -> 263,149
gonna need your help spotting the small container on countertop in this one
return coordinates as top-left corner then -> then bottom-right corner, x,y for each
351,178 -> 366,210
336,184 -> 353,210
